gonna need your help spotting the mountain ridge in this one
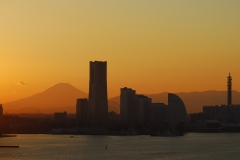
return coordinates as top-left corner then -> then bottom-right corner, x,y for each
3,83 -> 240,114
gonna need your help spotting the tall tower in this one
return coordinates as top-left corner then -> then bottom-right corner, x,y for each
227,73 -> 232,106
88,61 -> 108,124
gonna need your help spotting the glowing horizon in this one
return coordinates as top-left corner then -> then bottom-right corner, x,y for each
1,0 -> 240,103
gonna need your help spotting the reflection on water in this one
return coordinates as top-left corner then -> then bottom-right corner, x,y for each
1,133 -> 240,160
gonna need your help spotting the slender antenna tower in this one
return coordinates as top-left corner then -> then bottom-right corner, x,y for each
227,73 -> 232,106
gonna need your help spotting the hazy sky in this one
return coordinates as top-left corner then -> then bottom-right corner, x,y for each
1,0 -> 240,103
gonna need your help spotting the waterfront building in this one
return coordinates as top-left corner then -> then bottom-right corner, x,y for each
195,120 -> 222,132
230,105 -> 240,123
120,87 -> 136,123
120,89 -> 187,130
189,112 -> 211,124
203,104 -> 240,123
202,73 -> 240,123
88,61 -> 108,124
168,93 -> 187,130
76,98 -> 88,127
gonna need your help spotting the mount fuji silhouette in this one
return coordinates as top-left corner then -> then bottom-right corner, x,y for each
3,83 -> 87,113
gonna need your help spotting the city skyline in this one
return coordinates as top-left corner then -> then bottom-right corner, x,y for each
1,1 -> 240,159
1,1 -> 240,104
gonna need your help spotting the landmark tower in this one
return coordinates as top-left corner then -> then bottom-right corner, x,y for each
88,61 -> 108,124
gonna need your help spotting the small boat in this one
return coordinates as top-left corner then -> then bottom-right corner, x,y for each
0,134 -> 17,137
70,136 -> 74,138
0,146 -> 19,148
150,131 -> 183,137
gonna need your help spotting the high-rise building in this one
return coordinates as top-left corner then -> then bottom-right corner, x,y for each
227,73 -> 232,106
0,104 -> 3,119
0,104 -> 2,133
88,61 -> 108,124
135,94 -> 152,124
120,87 -> 136,123
120,88 -> 152,124
76,98 -> 88,127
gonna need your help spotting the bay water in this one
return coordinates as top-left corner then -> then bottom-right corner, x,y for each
1,133 -> 240,160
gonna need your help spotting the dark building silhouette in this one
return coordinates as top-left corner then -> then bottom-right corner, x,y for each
120,87 -> 152,125
151,103 -> 167,127
203,105 -> 219,120
151,94 -> 187,131
168,93 -> 187,130
189,112 -> 211,124
76,98 -> 88,127
203,73 -> 240,124
88,61 -> 108,124
54,112 -> 67,123
120,88 -> 187,130
0,104 -> 3,131
203,104 -> 240,123
108,111 -> 119,121
195,120 -> 221,132
0,104 -> 2,118
120,87 -> 136,123
135,94 -> 152,124
228,73 -> 232,106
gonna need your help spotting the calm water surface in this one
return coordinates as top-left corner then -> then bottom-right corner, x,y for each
1,133 -> 240,160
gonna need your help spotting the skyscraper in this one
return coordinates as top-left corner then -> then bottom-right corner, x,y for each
227,73 -> 232,106
88,61 -> 108,124
120,87 -> 136,123
0,104 -> 3,119
120,88 -> 152,124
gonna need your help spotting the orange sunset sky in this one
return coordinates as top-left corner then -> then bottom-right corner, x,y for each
0,0 -> 240,104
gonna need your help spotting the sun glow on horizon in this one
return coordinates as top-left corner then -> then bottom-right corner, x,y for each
1,0 -> 240,104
